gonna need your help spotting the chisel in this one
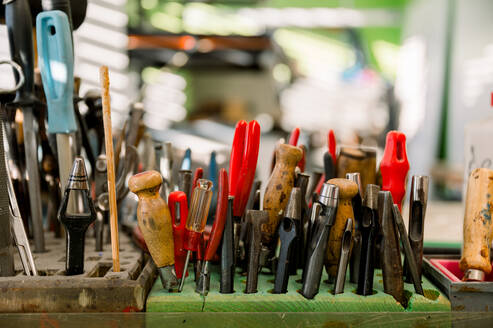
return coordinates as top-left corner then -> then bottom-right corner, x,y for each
459,168 -> 493,281
6,0 -> 45,252
37,10 -> 78,214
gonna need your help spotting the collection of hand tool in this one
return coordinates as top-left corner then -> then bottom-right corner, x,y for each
122,118 -> 432,305
0,2 -> 135,278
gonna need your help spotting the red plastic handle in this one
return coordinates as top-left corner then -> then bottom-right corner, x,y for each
297,144 -> 306,172
191,167 -> 204,197
380,131 -> 409,210
328,129 -> 337,167
168,191 -> 188,278
204,169 -> 229,261
288,127 -> 300,146
228,120 -> 260,218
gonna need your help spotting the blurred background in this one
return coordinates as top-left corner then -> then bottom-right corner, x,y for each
1,0 -> 491,243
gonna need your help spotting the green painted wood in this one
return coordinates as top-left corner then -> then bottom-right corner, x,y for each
146,266 -> 450,312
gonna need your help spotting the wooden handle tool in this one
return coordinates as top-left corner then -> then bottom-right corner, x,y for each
263,143 -> 302,244
129,170 -> 178,290
325,178 -> 358,277
337,146 -> 376,192
459,168 -> 493,281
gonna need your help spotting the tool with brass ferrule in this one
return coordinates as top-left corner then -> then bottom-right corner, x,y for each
379,191 -> 404,304
129,170 -> 178,290
334,218 -> 353,294
274,188 -> 301,293
301,183 -> 338,299
196,168 -> 229,296
357,184 -> 379,296
58,157 -> 96,275
404,175 -> 429,283
6,0 -> 45,253
37,10 -> 78,214
460,168 -> 493,281
392,204 -> 423,295
178,179 -> 213,292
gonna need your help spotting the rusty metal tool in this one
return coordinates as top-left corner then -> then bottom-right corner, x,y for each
178,179 -> 213,292
404,175 -> 429,283
357,184 -> 380,296
238,180 -> 261,270
274,188 -> 301,293
6,0 -> 45,252
347,172 -> 363,284
37,10 -> 79,216
379,190 -> 404,304
155,141 -> 174,200
301,183 -> 338,299
220,196 -> 235,293
58,157 -> 96,275
392,204 -> 423,295
196,169 -> 229,295
334,218 -> 353,294
245,210 -> 268,294
325,178 -> 358,279
380,131 -> 409,210
460,168 -> 493,281
178,169 -> 192,204
295,173 -> 310,271
168,191 -> 188,280
129,170 -> 178,290
263,143 -> 302,244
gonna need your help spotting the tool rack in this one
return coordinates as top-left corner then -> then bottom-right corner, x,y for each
147,265 -> 450,312
0,233 -> 155,313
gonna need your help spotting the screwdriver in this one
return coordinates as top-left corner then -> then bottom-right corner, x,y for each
460,168 -> 493,281
196,169 -> 229,295
129,170 -> 178,290
179,179 -> 213,292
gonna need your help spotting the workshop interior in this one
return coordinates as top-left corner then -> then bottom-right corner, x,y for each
0,0 -> 492,326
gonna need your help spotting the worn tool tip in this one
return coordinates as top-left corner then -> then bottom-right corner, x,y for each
319,183 -> 339,207
67,157 -> 89,190
346,173 -> 362,196
363,184 -> 380,209
284,187 -> 302,219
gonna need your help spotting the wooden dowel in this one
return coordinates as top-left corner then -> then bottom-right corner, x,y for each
100,66 -> 120,272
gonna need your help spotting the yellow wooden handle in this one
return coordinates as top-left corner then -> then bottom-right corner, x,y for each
337,146 -> 377,192
129,170 -> 175,267
262,143 -> 302,243
459,168 -> 493,278
325,178 -> 358,277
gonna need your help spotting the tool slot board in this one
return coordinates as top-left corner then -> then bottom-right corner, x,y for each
423,256 -> 493,312
147,264 -> 450,312
0,233 -> 156,313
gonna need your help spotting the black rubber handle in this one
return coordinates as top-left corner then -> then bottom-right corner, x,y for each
5,0 -> 35,102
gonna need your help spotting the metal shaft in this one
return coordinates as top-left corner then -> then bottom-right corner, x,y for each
179,250 -> 192,292
57,133 -> 77,213
23,109 -> 45,252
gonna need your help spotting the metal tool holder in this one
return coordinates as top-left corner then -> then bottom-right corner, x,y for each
147,264 -> 450,313
423,255 -> 493,312
0,233 -> 156,313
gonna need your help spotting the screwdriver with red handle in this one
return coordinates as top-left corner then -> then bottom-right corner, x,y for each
314,130 -> 337,196
196,168 -> 229,295
168,191 -> 189,279
379,131 -> 409,211
178,179 -> 213,292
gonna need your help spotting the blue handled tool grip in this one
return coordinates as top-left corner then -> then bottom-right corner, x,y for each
36,10 -> 77,134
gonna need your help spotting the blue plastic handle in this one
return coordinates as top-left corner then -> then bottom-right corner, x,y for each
36,10 -> 77,134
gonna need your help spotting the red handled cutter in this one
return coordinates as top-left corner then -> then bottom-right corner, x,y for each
228,120 -> 260,219
380,131 -> 409,211
169,191 -> 189,279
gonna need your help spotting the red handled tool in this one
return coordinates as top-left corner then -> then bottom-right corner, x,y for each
196,169 -> 229,295
228,120 -> 261,219
191,167 -> 204,197
288,127 -> 300,146
169,191 -> 189,279
380,131 -> 409,211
